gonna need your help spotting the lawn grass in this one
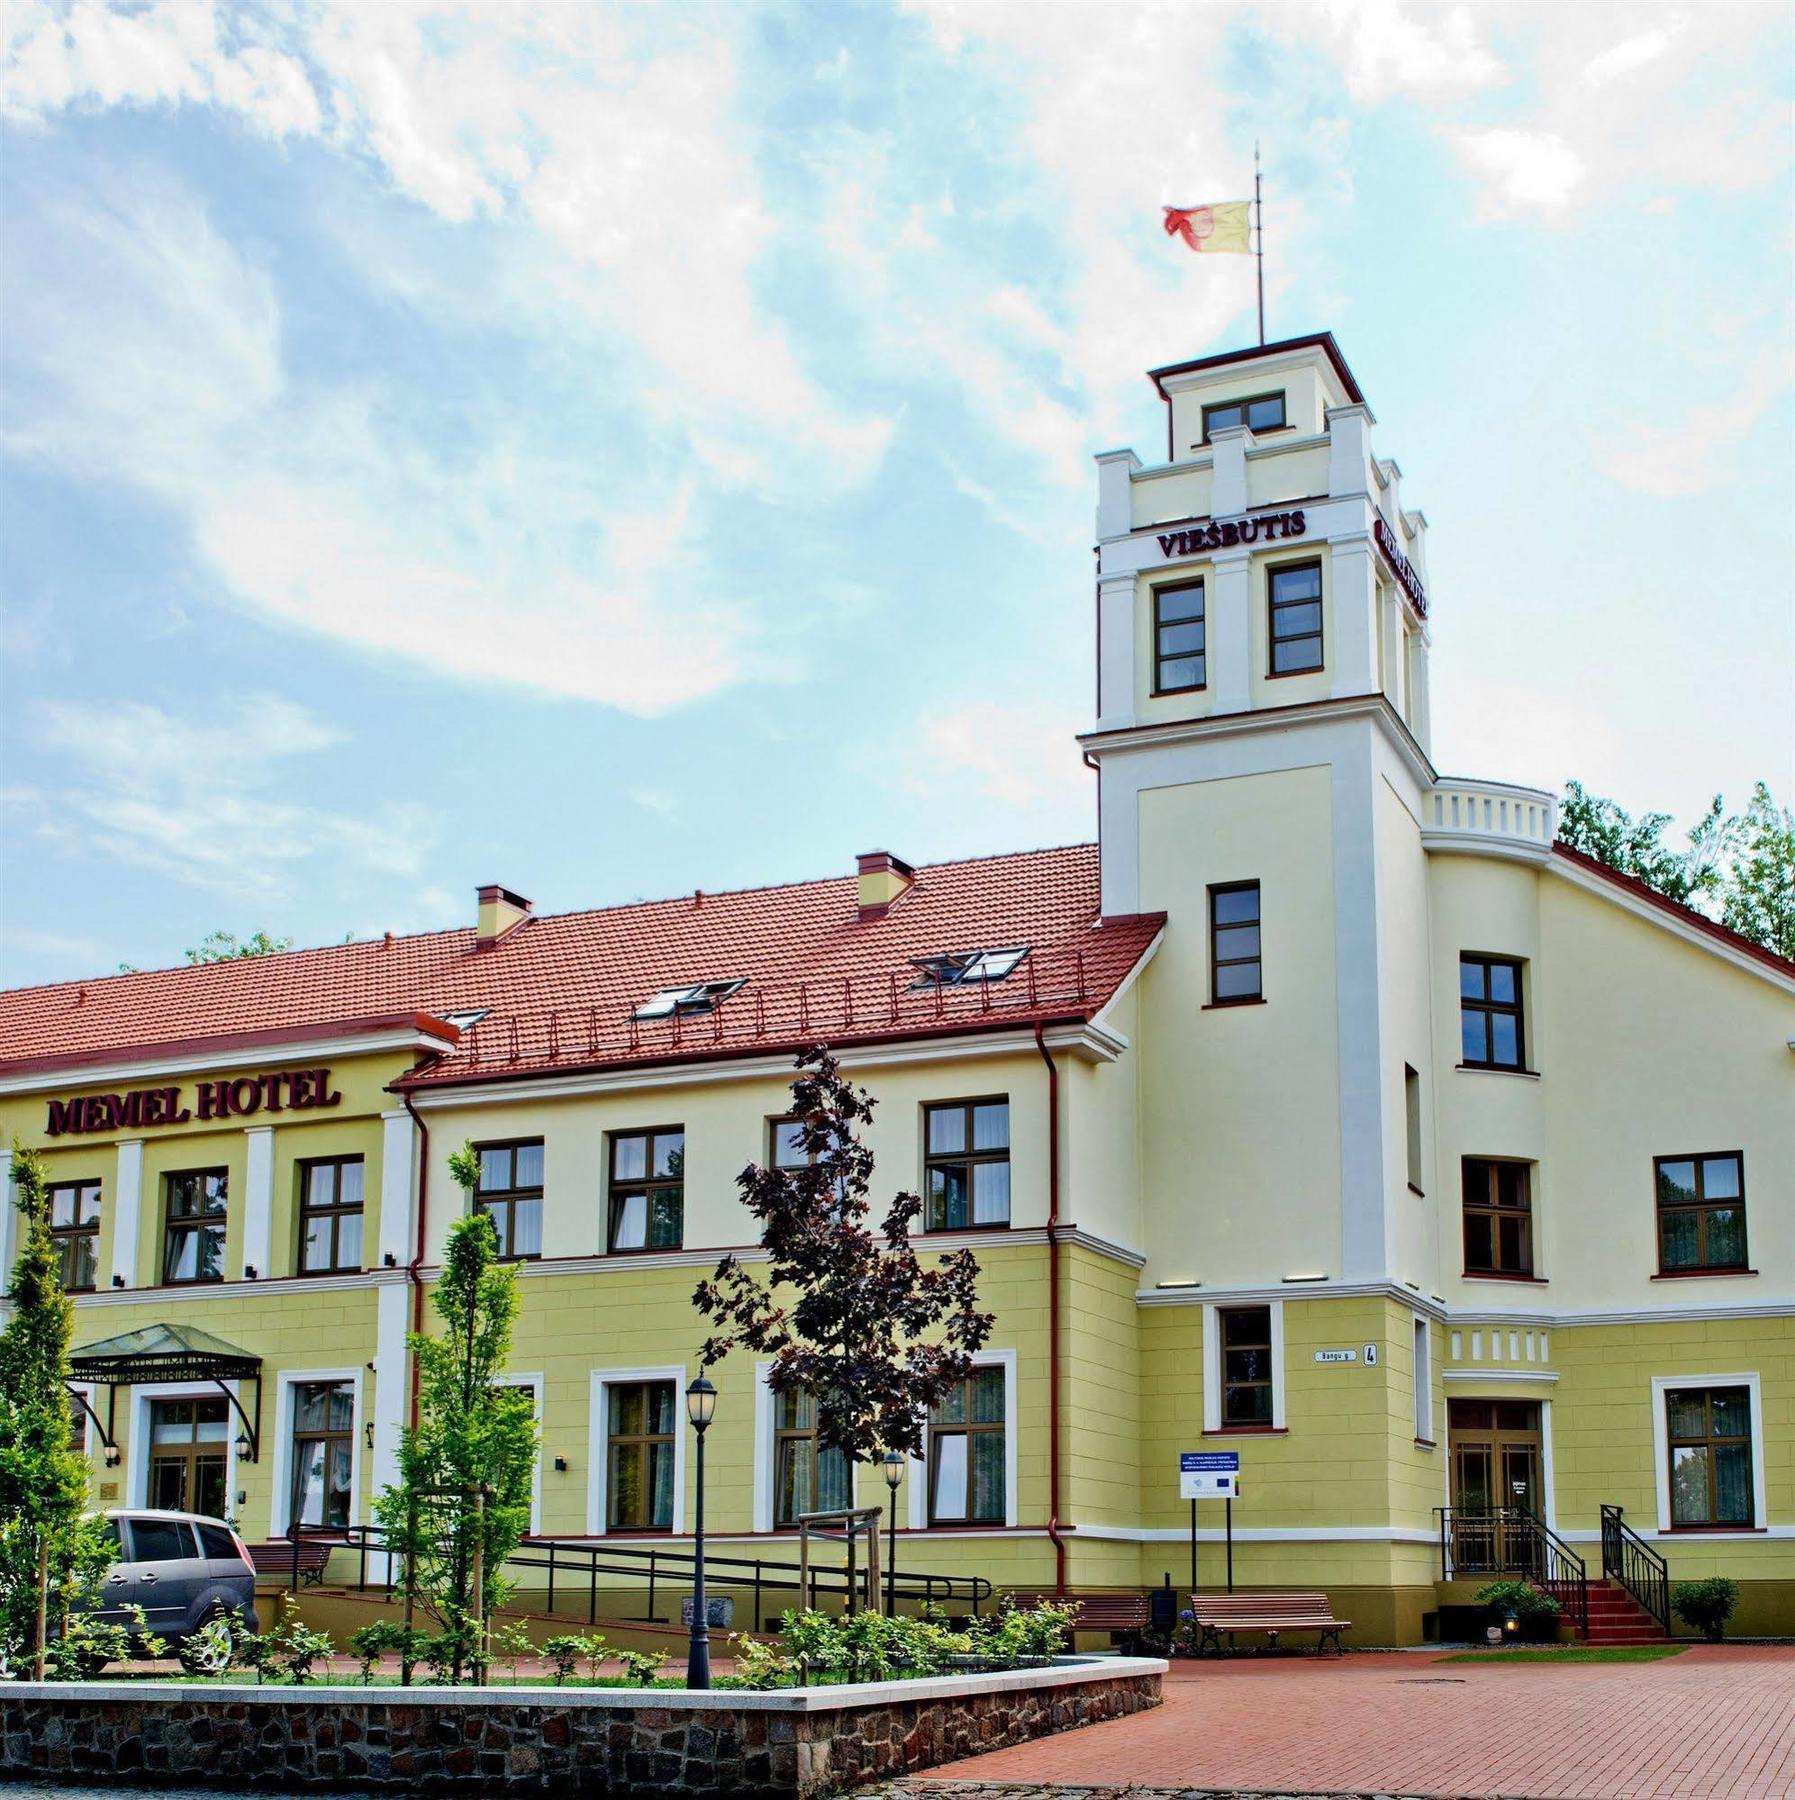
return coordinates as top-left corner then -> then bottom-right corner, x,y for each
1440,1646 -> 1686,1664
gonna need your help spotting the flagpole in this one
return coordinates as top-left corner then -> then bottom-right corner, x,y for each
1254,141 -> 1266,346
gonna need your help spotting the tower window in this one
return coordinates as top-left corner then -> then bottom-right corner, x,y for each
1154,580 -> 1206,693
1201,392 -> 1286,443
1459,954 -> 1525,1070
1462,1158 -> 1534,1277
1268,561 -> 1324,675
1208,882 -> 1262,1003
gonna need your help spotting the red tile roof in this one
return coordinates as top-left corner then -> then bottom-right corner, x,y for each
0,845 -> 1165,1086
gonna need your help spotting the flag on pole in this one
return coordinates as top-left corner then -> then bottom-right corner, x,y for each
1163,202 -> 1252,254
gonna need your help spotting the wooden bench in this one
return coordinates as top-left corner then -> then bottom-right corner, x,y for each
244,1539 -> 335,1589
1190,1591 -> 1350,1655
1004,1589 -> 1154,1652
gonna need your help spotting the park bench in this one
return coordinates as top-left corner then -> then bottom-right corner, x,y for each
244,1538 -> 335,1588
1190,1590 -> 1349,1655
1004,1589 -> 1154,1652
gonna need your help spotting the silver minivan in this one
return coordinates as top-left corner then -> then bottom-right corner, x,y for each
91,1509 -> 261,1643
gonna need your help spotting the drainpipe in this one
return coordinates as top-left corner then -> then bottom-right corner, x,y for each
1034,1023 -> 1068,1592
401,1091 -> 432,1430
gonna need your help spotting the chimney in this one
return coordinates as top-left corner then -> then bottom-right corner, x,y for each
475,884 -> 533,949
855,850 -> 915,922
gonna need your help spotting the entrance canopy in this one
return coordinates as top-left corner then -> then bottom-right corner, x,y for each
68,1323 -> 262,1464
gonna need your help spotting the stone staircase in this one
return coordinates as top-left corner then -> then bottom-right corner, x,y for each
1580,1577 -> 1674,1646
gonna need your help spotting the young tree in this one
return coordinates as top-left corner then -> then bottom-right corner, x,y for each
184,930 -> 294,965
1556,781 -> 1721,906
694,1047 -> 994,1472
0,1143 -> 110,1675
373,1153 -> 536,1685
1720,782 -> 1795,963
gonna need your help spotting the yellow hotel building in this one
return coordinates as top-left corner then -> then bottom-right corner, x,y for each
3,333 -> 1791,1645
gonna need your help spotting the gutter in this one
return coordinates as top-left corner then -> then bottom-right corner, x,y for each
1033,1023 -> 1068,1592
400,1090 -> 432,1431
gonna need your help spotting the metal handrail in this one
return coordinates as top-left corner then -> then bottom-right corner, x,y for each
284,1520 -> 991,1632
1435,1505 -> 1588,1638
1600,1504 -> 1670,1635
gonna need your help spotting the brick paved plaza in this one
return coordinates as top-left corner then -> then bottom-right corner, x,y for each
891,1648 -> 1795,1800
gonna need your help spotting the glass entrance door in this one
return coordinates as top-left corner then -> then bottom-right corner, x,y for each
1448,1399 -> 1542,1574
148,1396 -> 229,1519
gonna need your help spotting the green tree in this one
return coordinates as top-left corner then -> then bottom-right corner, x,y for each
1719,783 -> 1795,963
373,1154 -> 536,1686
0,1143 -> 111,1675
1556,781 -> 1719,906
184,930 -> 294,965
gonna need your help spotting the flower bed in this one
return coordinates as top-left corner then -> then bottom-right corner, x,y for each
0,1654 -> 1164,1796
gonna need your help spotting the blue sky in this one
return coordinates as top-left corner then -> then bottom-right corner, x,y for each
2,0 -> 1791,987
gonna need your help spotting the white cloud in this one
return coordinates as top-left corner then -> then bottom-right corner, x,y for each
1320,0 -> 1505,103
18,693 -> 432,898
909,700 -> 1089,816
1448,127 -> 1584,214
1582,24 -> 1678,88
1589,379 -> 1783,500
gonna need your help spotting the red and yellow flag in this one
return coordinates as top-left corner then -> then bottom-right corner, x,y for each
1163,202 -> 1252,254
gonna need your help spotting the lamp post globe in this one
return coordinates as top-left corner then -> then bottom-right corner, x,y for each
881,1450 -> 904,1615
685,1376 -> 718,1689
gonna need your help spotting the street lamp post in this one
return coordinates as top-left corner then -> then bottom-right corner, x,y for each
685,1375 -> 718,1689
881,1450 -> 904,1617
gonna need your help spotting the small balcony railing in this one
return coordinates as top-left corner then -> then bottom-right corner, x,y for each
1422,779 -> 1557,864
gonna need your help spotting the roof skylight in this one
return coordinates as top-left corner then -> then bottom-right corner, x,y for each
441,1008 -> 490,1031
634,979 -> 745,1021
910,947 -> 1030,988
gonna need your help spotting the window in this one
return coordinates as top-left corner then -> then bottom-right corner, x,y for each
128,1517 -> 197,1563
48,1180 -> 100,1291
1666,1386 -> 1753,1528
1219,1305 -> 1274,1426
607,1381 -> 676,1530
1459,954 -> 1525,1070
1656,1154 -> 1748,1273
928,1366 -> 1006,1524
290,1380 -> 354,1529
609,1129 -> 684,1251
1462,1159 -> 1533,1277
163,1169 -> 228,1285
1202,391 -> 1286,441
1154,581 -> 1206,693
1268,561 -> 1323,674
772,1388 -> 851,1526
1413,1316 -> 1433,1442
634,980 -> 743,1020
1208,882 -> 1262,1002
910,947 -> 1029,987
1403,1066 -> 1423,1192
148,1397 -> 228,1516
770,1117 -> 810,1171
298,1157 -> 364,1274
474,1141 -> 543,1260
924,1100 -> 1010,1230
442,1008 -> 490,1031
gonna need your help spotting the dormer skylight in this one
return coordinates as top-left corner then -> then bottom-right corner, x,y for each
910,947 -> 1030,988
441,1008 -> 490,1031
634,979 -> 744,1021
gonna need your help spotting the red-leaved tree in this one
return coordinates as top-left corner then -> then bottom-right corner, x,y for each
693,1048 -> 993,1465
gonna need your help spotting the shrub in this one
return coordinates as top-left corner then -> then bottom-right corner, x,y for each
576,1630 -> 611,1683
727,1633 -> 796,1690
1672,1577 -> 1738,1643
178,1613 -> 238,1678
540,1634 -> 586,1685
46,1614 -> 128,1680
617,1648 -> 666,1687
274,1618 -> 333,1685
418,1627 -> 470,1685
1474,1578 -> 1560,1621
348,1620 -> 422,1685
490,1618 -> 535,1683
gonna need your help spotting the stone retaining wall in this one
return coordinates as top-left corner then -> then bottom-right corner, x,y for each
0,1656 -> 1163,1797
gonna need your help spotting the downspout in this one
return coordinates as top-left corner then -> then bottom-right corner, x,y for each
1034,1023 -> 1068,1592
401,1091 -> 432,1431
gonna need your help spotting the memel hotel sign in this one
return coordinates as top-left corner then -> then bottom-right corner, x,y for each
45,1067 -> 343,1136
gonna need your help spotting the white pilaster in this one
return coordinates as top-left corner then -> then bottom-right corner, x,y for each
371,1279 -> 409,1518
1327,536 -> 1380,701
242,1125 -> 274,1281
1207,424 -> 1249,517
1326,404 -> 1373,499
0,1148 -> 16,1295
379,1108 -> 418,1269
1094,448 -> 1141,542
1097,572 -> 1138,729
112,1139 -> 144,1289
1208,549 -> 1253,715
1381,587 -> 1404,713
1410,640 -> 1434,756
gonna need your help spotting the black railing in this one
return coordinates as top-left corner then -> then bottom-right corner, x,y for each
1600,1504 -> 1670,1635
1435,1506 -> 1588,1638
286,1521 -> 991,1633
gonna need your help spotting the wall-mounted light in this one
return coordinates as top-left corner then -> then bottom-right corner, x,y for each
553,1456 -> 568,1473
364,1422 -> 376,1451
103,1444 -> 121,1469
234,1434 -> 251,1459
243,1264 -> 259,1281
383,1251 -> 398,1268
111,1274 -> 125,1289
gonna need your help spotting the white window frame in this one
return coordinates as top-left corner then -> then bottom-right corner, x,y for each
266,1367 -> 365,1540
1650,1372 -> 1766,1537
1202,1301 -> 1286,1433
1412,1312 -> 1434,1444
908,1347 -> 1018,1532
129,1380 -> 246,1526
495,1372 -> 544,1537
588,1365 -> 687,1536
